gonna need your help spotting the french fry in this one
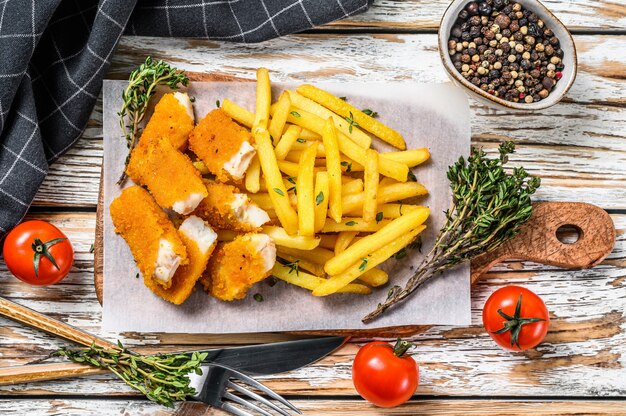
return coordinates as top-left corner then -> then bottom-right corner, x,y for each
319,234 -> 338,250
221,99 -> 254,128
247,193 -> 274,210
277,160 -> 322,177
276,251 -> 326,277
314,225 -> 426,296
295,126 -> 321,141
193,160 -> 210,175
255,130 -> 298,234
342,182 -> 429,215
362,149 -> 379,222
324,207 -> 430,275
274,125 -> 302,161
290,140 -> 325,153
273,263 -> 371,294
321,218 -> 391,233
262,226 -> 320,250
334,231 -> 358,255
314,171 -> 329,233
288,91 -> 371,148
374,203 -> 424,219
322,118 -> 343,223
342,178 -> 363,195
358,268 -> 389,287
297,84 -> 406,150
245,155 -> 261,193
269,92 -> 290,142
383,148 -> 430,167
253,68 -> 271,131
297,142 -> 318,237
287,109 -> 407,181
276,246 -> 334,264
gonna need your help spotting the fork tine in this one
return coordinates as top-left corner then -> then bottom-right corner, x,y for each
224,391 -> 273,416
222,402 -> 255,416
227,381 -> 292,416
224,366 -> 301,414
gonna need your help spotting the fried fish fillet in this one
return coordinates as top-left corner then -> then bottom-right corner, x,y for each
142,92 -> 195,151
126,135 -> 207,215
110,186 -> 188,289
193,181 -> 270,232
189,109 -> 256,182
201,233 -> 276,301
146,216 -> 218,304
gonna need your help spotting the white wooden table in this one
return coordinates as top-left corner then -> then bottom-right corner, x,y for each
1,1 -> 625,414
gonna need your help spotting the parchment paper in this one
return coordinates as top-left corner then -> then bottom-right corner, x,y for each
102,80 -> 471,333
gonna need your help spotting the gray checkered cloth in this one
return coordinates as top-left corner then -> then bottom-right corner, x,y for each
0,0 -> 370,237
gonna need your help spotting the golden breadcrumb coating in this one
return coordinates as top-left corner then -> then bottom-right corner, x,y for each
201,235 -> 273,301
146,222 -> 217,305
189,109 -> 254,182
142,93 -> 194,151
110,186 -> 188,288
126,135 -> 207,214
193,181 -> 264,232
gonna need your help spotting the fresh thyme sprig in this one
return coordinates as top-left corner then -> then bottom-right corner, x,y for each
117,56 -> 189,184
363,142 -> 540,323
53,342 -> 206,408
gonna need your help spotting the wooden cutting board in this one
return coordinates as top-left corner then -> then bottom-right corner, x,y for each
93,171 -> 616,336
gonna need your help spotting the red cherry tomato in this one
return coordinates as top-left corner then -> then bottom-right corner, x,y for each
482,286 -> 549,351
352,339 -> 419,408
3,220 -> 74,286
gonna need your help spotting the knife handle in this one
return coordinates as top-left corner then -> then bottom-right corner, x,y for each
0,363 -> 107,386
0,297 -> 116,350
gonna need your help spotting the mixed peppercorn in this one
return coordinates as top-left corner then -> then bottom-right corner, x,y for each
447,0 -> 564,103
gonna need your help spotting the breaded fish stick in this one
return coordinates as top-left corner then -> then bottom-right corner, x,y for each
142,92 -> 195,151
110,186 -> 188,289
126,135 -> 207,215
189,109 -> 256,182
194,181 -> 270,232
146,216 -> 218,304
201,233 -> 276,301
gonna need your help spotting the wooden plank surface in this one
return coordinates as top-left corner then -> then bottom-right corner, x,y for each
32,34 -> 626,209
329,0 -> 626,32
0,212 -> 623,399
6,1 -> 626,414
2,399 -> 626,416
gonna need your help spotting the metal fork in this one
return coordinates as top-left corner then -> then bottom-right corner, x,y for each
187,363 -> 301,416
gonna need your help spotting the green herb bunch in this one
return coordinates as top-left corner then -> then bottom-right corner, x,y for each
117,56 -> 189,184
54,342 -> 206,408
363,142 -> 540,322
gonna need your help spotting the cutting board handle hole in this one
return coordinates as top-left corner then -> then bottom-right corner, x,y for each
556,224 -> 582,245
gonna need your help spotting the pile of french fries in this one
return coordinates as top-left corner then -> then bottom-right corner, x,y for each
221,68 -> 431,296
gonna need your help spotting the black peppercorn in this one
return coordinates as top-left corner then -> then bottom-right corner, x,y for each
501,28 -> 511,37
469,15 -> 481,26
478,2 -> 492,15
461,31 -> 472,41
519,17 -> 527,26
543,28 -> 553,37
489,69 -> 501,78
469,26 -> 482,38
493,0 -> 504,10
478,44 -> 488,53
474,37 -> 483,45
466,1 -> 479,15
550,36 -> 559,46
528,22 -> 541,37
528,13 -> 538,23
542,76 -> 555,90
451,26 -> 463,38
520,59 -> 532,70
459,9 -> 469,20
468,47 -> 477,55
513,32 -> 523,41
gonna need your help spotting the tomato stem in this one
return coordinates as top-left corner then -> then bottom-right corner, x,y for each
31,237 -> 67,278
392,337 -> 415,357
492,294 -> 545,350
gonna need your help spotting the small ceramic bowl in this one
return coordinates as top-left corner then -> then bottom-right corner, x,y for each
438,0 -> 577,111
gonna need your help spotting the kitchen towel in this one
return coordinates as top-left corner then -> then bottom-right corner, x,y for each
0,0 -> 371,237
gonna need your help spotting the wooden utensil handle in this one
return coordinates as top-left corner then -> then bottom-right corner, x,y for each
0,297 -> 117,350
0,363 -> 106,386
471,202 -> 615,283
